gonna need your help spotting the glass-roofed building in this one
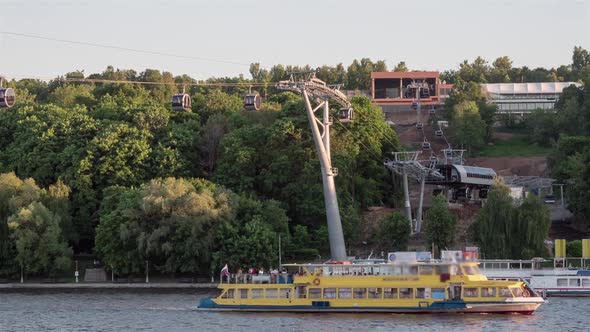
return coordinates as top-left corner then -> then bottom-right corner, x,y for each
482,82 -> 581,114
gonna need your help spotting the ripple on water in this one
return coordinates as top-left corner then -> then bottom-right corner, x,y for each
0,293 -> 589,332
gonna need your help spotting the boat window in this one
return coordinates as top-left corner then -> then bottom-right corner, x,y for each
265,288 -> 278,298
419,266 -> 434,275
368,288 -> 382,299
353,288 -> 367,299
409,266 -> 418,275
431,288 -> 445,299
498,287 -> 511,297
463,287 -> 478,297
239,289 -> 249,299
383,288 -> 398,299
251,289 -> 263,298
416,288 -> 426,298
338,288 -> 352,299
569,279 -> 581,287
297,286 -> 307,298
279,289 -> 290,298
434,265 -> 449,275
399,288 -> 413,299
323,288 -> 337,299
481,287 -> 496,297
309,288 -> 322,299
510,287 -> 524,297
583,279 -> 590,287
222,289 -> 234,299
557,278 -> 568,287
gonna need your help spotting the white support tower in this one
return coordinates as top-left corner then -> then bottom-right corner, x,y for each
276,73 -> 351,261
384,151 -> 444,233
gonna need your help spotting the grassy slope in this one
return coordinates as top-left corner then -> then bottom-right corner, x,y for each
474,136 -> 553,157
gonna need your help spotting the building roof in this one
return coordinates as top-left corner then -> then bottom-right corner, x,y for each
482,82 -> 581,95
454,165 -> 497,177
371,71 -> 440,79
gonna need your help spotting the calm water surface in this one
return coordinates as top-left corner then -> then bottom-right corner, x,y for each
0,291 -> 588,332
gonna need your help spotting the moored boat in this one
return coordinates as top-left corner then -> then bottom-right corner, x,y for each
198,253 -> 544,314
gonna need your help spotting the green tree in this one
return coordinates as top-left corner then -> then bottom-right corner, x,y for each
567,240 -> 583,258
394,61 -> 408,72
425,195 -> 457,254
8,202 -> 73,278
475,183 -> 550,259
474,184 -> 514,259
513,194 -> 550,258
448,101 -> 486,153
377,212 -> 411,252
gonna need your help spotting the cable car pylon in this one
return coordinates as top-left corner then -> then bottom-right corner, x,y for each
276,72 -> 351,261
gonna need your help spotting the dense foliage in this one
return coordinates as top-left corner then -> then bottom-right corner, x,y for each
377,212 -> 411,252
474,184 -> 550,259
0,60 -> 401,277
0,47 -> 587,277
424,195 -> 457,254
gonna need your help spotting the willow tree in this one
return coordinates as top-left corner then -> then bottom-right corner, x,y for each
474,184 -> 514,259
425,195 -> 457,255
475,183 -> 550,259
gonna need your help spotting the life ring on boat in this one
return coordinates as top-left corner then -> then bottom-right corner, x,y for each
523,290 -> 531,297
313,278 -> 321,286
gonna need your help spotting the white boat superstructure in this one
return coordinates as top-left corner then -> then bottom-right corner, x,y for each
480,258 -> 590,297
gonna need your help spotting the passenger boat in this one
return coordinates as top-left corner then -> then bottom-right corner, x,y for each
480,239 -> 590,297
198,252 -> 544,314
480,258 -> 590,297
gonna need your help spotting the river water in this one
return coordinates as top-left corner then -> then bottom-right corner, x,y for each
0,290 -> 588,332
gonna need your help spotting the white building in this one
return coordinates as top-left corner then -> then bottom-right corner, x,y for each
481,82 -> 582,114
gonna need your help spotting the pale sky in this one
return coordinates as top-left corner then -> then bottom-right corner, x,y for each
0,0 -> 589,81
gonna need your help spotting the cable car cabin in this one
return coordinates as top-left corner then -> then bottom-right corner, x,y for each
429,108 -> 436,115
420,87 -> 430,99
0,88 -> 16,108
243,94 -> 261,111
427,164 -> 497,187
422,141 -> 431,149
435,130 -> 443,138
416,122 -> 423,129
338,108 -> 354,123
171,93 -> 192,112
411,101 -> 418,110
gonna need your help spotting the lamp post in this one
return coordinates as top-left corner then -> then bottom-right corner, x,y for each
145,260 -> 149,283
75,260 -> 79,283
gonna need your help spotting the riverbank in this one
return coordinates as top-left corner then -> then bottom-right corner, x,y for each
0,282 -> 218,290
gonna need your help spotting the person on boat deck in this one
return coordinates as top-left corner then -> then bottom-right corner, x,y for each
248,267 -> 256,275
237,268 -> 243,283
258,267 -> 264,275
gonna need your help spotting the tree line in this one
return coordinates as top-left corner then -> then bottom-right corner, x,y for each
0,47 -> 588,278
0,65 -> 399,278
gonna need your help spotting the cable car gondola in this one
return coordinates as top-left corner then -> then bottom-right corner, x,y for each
171,86 -> 191,112
435,130 -> 443,138
243,93 -> 261,111
0,88 -> 15,108
411,100 -> 418,110
416,122 -> 423,129
338,108 -> 354,123
422,140 -> 431,149
420,87 -> 430,99
0,76 -> 15,109
429,107 -> 436,115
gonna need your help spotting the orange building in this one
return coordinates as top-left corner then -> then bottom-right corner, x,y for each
371,71 -> 452,111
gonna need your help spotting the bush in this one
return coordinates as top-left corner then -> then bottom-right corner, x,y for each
377,212 -> 411,252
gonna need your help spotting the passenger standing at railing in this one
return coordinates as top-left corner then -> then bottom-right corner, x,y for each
237,268 -> 243,283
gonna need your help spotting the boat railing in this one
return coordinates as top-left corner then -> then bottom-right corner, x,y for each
220,273 -> 294,285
